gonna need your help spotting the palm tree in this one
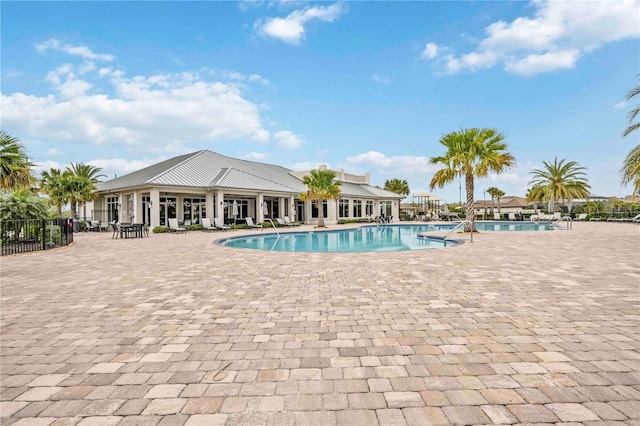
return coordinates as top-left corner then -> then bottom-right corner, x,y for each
528,158 -> 591,213
0,189 -> 50,221
486,187 -> 500,215
622,76 -> 640,196
384,178 -> 410,196
0,130 -> 35,190
64,163 -> 106,218
300,169 -> 342,228
621,145 -> 640,196
40,168 -> 68,216
494,188 -> 506,216
623,76 -> 640,138
429,128 -> 515,231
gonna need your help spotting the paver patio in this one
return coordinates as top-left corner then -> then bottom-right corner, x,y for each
1,221 -> 638,425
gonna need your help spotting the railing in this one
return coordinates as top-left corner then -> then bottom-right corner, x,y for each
443,220 -> 474,246
551,215 -> 573,230
264,219 -> 279,236
1,218 -> 74,256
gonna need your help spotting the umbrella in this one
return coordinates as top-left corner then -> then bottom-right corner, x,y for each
231,200 -> 238,223
262,201 -> 269,217
291,206 -> 296,217
127,196 -> 135,221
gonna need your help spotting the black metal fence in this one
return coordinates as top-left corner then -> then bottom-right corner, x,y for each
1,218 -> 74,256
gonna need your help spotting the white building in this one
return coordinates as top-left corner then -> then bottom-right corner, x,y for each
90,150 -> 403,227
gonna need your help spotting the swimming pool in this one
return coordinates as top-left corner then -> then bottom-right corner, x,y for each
219,226 -> 454,252
219,222 -> 553,253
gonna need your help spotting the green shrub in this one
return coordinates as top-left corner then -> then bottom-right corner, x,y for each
152,226 -> 170,233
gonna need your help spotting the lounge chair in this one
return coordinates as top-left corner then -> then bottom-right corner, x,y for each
86,220 -> 100,232
214,217 -> 230,231
620,213 -> 640,223
276,218 -> 293,227
201,218 -> 216,232
168,218 -> 186,233
245,217 -> 262,230
284,216 -> 300,226
493,213 -> 501,221
553,212 -> 561,220
574,213 -> 587,221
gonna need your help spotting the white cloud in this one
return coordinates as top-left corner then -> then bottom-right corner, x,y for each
289,161 -> 330,171
372,73 -> 390,84
245,152 -> 269,160
89,157 -> 160,177
2,42 -> 274,152
422,42 -> 439,59
345,151 -> 434,174
256,3 -> 344,44
274,130 -> 302,150
47,148 -> 61,156
35,38 -> 114,62
424,0 -> 640,76
614,101 -> 628,109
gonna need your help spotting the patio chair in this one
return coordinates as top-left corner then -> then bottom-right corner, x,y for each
245,217 -> 262,230
86,220 -> 100,232
574,213 -> 588,221
276,218 -> 292,227
201,218 -> 216,232
214,217 -> 231,231
168,218 -> 186,234
284,216 -> 300,226
620,213 -> 640,223
111,221 -> 120,239
508,212 -> 517,221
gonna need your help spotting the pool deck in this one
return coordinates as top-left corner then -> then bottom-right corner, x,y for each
1,221 -> 639,425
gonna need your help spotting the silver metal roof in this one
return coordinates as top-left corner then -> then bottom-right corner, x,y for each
96,150 -> 404,199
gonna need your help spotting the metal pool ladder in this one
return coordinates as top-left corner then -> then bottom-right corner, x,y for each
264,219 -> 280,236
442,220 -> 474,246
551,216 -> 573,230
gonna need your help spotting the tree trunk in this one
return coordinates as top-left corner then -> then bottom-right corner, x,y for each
316,199 -> 325,228
71,201 -> 77,219
490,196 -> 495,216
465,172 -> 476,232
497,197 -> 501,216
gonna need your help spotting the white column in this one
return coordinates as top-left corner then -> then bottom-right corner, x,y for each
206,192 -> 214,219
279,197 -> 286,219
217,190 -> 225,222
257,193 -> 264,223
150,189 -> 160,228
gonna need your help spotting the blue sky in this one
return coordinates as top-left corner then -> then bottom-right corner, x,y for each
2,1 -> 639,203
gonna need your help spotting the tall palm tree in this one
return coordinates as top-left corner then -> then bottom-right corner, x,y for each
300,169 -> 342,228
0,130 -> 35,190
64,163 -> 106,218
39,168 -> 68,216
622,76 -> 640,196
621,145 -> 640,196
384,178 -> 410,196
623,76 -> 640,138
528,158 -> 591,213
486,187 -> 500,215
494,188 -> 506,216
429,128 -> 515,231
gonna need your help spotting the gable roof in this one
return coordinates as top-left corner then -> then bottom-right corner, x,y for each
96,149 -> 404,199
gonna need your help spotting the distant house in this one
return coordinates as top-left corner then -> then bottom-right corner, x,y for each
89,150 -> 403,227
474,195 -> 530,217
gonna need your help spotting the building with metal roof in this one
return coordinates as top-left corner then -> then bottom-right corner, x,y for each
91,150 -> 404,228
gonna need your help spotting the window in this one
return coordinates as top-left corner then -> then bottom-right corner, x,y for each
311,201 -> 328,218
107,196 -> 119,222
183,198 -> 206,224
353,200 -> 362,218
366,201 -> 374,216
380,200 -> 392,217
339,199 -> 349,218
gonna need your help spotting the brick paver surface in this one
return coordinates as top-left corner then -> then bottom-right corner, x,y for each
1,221 -> 638,425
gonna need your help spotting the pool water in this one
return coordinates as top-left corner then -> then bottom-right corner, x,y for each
220,225 -> 454,252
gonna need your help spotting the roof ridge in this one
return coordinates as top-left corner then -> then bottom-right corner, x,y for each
226,167 -> 302,192
146,150 -> 206,183
209,167 -> 232,187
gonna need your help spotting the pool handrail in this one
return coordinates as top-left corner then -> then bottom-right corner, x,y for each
263,219 -> 280,236
443,220 -> 474,246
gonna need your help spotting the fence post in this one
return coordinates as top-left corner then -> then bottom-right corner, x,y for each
42,219 -> 47,251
